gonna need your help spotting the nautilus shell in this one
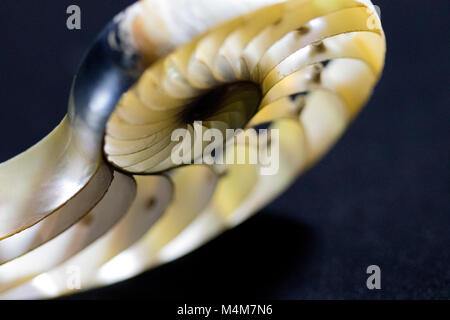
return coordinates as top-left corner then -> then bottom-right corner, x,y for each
0,0 -> 385,299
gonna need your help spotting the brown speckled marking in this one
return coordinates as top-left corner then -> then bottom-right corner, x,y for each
311,41 -> 326,54
132,16 -> 159,66
218,169 -> 228,178
146,197 -> 157,209
82,213 -> 94,226
290,94 -> 306,115
296,98 -> 306,115
297,25 -> 310,35
310,64 -> 323,83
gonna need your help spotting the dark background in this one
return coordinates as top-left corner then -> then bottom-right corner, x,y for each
0,0 -> 448,299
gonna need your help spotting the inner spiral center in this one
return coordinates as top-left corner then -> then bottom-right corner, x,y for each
180,82 -> 262,130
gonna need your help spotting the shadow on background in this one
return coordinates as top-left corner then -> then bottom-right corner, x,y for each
64,213 -> 315,300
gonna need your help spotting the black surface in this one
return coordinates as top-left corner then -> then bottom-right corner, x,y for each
0,0 -> 449,299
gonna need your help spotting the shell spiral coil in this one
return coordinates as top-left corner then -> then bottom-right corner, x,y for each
0,0 -> 385,299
